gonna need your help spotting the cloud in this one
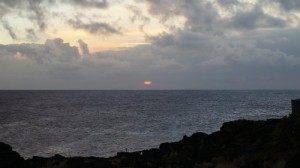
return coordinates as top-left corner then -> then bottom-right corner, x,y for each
146,32 -> 175,47
0,3 -> 9,17
0,0 -> 111,40
229,5 -> 287,30
26,29 -> 38,41
1,0 -> 298,41
28,3 -> 47,31
144,0 -> 227,34
1,31 -> 300,89
145,0 -> 182,22
68,18 -> 122,36
0,0 -> 50,40
44,38 -> 81,63
217,0 -> 240,7
144,0 -> 293,33
1,20 -> 17,39
69,0 -> 108,8
148,29 -> 300,67
275,0 -> 300,11
0,0 -> 108,9
0,38 -> 80,64
0,0 -> 52,30
128,5 -> 151,32
78,39 -> 90,55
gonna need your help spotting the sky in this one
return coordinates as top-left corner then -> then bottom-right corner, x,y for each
0,0 -> 300,90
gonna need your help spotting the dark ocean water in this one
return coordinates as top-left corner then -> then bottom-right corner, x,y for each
0,90 -> 299,158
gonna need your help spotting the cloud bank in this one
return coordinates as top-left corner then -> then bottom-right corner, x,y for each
1,29 -> 300,89
0,0 -> 300,89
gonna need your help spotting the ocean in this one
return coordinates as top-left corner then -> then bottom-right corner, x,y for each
0,90 -> 299,158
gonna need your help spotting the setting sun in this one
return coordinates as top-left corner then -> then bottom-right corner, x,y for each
144,81 -> 152,85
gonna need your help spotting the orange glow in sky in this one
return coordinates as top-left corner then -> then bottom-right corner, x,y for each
144,81 -> 152,85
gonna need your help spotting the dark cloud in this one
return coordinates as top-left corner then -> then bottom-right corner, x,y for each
255,29 -> 300,57
0,38 -> 80,64
27,2 -> 47,31
230,6 -> 287,30
0,0 -> 52,30
146,32 -> 175,47
68,19 -> 121,36
0,0 -> 110,40
148,29 -> 300,67
275,0 -> 300,11
145,0 -> 291,33
69,0 -> 108,8
0,0 -> 25,8
0,4 -> 9,17
0,0 -> 108,8
26,29 -> 38,41
1,20 -> 17,39
179,0 -> 220,33
145,0 -> 222,33
44,38 -> 80,63
145,0 -> 181,22
78,39 -> 90,55
217,0 -> 240,7
128,5 -> 151,32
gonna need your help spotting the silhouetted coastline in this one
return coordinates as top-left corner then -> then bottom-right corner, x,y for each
1,99 -> 300,168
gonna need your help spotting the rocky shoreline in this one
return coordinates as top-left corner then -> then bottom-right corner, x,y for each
1,100 -> 300,168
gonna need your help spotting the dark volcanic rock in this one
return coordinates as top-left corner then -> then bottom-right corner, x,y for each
0,142 -> 25,168
26,155 -> 116,168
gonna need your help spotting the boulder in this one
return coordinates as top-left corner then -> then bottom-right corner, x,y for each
0,142 -> 25,168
